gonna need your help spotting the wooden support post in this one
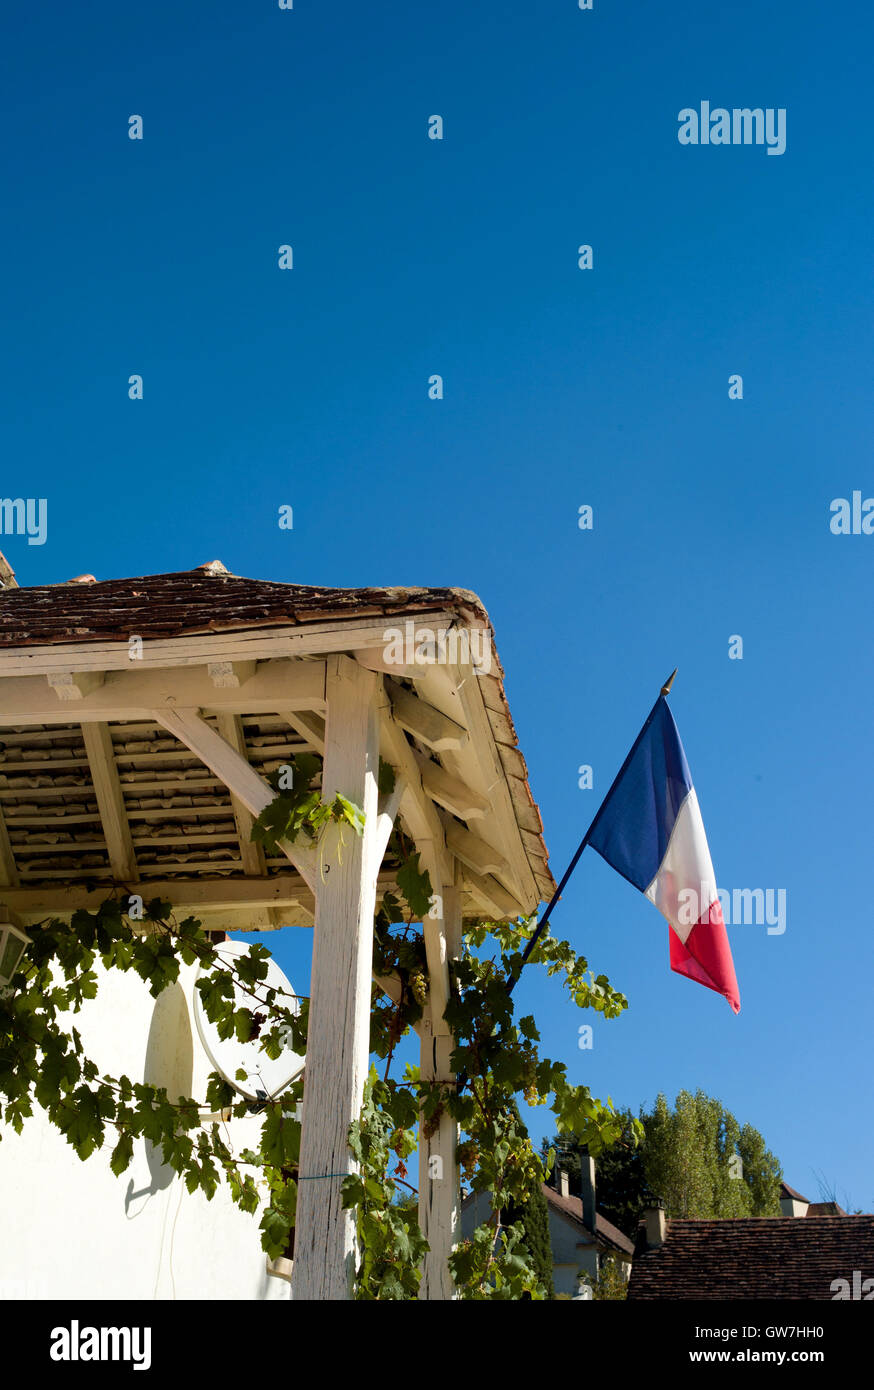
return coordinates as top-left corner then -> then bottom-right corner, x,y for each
418,882 -> 462,1300
0,807 -> 19,888
292,656 -> 381,1301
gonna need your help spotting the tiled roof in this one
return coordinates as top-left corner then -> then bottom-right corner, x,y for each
541,1184 -> 635,1257
0,563 -> 555,907
806,1201 -> 847,1217
0,564 -> 490,648
780,1181 -> 810,1202
628,1217 -> 874,1300
460,1185 -> 635,1258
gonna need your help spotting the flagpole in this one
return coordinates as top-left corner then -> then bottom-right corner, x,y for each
506,669 -> 678,995
454,672 -> 678,1094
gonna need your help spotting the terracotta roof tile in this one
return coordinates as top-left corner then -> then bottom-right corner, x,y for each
628,1216 -> 874,1300
0,567 -> 490,649
780,1181 -> 810,1202
0,565 -> 554,901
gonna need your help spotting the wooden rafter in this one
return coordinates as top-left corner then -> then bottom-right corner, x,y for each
463,868 -> 525,919
278,709 -> 326,753
151,707 -> 319,893
415,662 -> 539,912
376,695 -> 450,882
80,723 -> 139,883
417,756 -> 490,820
214,713 -> 267,877
385,679 -> 468,753
444,819 -> 510,878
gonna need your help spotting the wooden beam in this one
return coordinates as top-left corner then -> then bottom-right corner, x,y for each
150,707 -> 318,893
0,614 -> 461,678
415,663 -> 539,912
80,723 -> 139,883
279,709 -> 326,753
0,870 -> 405,924
463,869 -> 525,920
352,650 -> 425,681
418,882 -> 462,1300
208,661 -> 257,688
0,660 -> 326,727
215,713 -> 267,877
0,807 -> 19,887
377,698 -> 450,885
444,821 -> 510,878
418,757 -> 490,820
385,679 -> 468,753
293,656 -> 381,1301
46,671 -> 104,701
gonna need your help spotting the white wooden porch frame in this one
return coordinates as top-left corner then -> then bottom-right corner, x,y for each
418,882 -> 462,1300
291,655 -> 382,1299
0,649 -> 468,1298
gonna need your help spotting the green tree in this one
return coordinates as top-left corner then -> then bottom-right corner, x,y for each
644,1090 -> 781,1220
545,1089 -> 782,1238
542,1110 -> 648,1242
581,1253 -> 629,1301
739,1123 -> 784,1217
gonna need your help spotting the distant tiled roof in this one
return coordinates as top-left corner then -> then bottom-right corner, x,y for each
780,1181 -> 810,1202
460,1184 -> 635,1258
541,1184 -> 635,1257
628,1217 -> 874,1300
806,1201 -> 848,1217
0,564 -> 490,648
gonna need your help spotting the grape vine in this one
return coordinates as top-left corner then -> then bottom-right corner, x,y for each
0,750 -> 640,1298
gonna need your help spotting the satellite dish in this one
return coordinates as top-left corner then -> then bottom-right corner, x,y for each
193,940 -> 305,1101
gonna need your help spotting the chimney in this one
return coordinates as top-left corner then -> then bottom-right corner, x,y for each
643,1199 -> 667,1249
580,1155 -> 596,1231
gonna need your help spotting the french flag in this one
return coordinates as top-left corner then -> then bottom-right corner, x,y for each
586,695 -> 740,1013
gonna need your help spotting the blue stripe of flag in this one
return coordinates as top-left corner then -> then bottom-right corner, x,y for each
588,697 -> 694,891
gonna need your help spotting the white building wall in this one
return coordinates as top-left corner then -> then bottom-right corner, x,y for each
546,1211 -> 599,1296
0,958 -> 291,1301
461,1189 -> 599,1297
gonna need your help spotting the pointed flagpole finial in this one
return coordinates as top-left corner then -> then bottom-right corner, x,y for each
661,668 -> 678,696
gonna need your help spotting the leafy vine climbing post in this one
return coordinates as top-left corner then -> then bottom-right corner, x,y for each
417,878 -> 462,1299
291,655 -> 382,1301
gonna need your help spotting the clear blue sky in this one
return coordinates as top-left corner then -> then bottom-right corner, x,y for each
3,1 -> 872,1209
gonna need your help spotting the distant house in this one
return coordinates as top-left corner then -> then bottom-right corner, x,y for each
461,1158 -> 634,1298
628,1201 -> 874,1300
780,1181 -> 847,1218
